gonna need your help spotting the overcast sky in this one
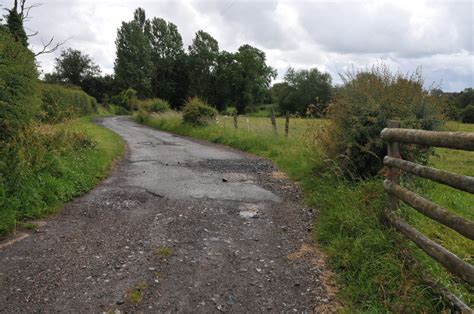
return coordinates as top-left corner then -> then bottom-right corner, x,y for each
14,0 -> 474,92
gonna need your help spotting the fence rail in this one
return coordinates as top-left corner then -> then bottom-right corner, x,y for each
381,120 -> 474,310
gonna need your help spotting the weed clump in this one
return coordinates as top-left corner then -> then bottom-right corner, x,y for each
182,97 -> 217,126
128,282 -> 147,303
155,246 -> 173,258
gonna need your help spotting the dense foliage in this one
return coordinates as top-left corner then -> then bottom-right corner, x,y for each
138,98 -> 170,113
323,65 -> 443,179
0,28 -> 39,141
276,67 -> 332,116
182,97 -> 217,125
5,1 -> 28,47
39,83 -> 97,123
109,88 -> 138,112
460,105 -> 474,123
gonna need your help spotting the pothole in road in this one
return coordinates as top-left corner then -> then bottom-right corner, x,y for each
238,203 -> 264,219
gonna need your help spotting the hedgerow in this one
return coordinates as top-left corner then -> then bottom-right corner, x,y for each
39,83 -> 98,123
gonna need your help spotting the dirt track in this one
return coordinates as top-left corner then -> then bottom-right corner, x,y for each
0,116 -> 337,312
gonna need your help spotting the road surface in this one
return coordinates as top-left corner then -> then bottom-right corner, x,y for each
0,116 -> 337,312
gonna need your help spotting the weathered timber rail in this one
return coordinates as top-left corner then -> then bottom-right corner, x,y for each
381,120 -> 474,311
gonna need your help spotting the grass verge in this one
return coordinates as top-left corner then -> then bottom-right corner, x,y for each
134,111 -> 473,312
0,115 -> 124,237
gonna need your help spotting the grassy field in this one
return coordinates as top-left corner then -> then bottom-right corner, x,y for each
136,111 -> 473,311
403,122 -> 474,305
0,115 -> 124,236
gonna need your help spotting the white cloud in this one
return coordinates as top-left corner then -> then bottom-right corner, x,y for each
15,0 -> 473,91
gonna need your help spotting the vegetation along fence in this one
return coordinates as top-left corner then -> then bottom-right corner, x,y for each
381,120 -> 474,311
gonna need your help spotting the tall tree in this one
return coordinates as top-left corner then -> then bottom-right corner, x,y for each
188,30 -> 219,102
233,44 -> 276,112
114,8 -> 153,98
213,46 -> 276,112
147,17 -> 186,106
46,48 -> 100,86
6,0 -> 28,47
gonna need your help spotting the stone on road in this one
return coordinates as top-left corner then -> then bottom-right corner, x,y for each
0,116 -> 336,312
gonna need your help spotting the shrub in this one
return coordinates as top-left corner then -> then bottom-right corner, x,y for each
0,28 -> 40,142
323,65 -> 443,179
138,98 -> 170,113
182,97 -> 217,125
109,104 -> 130,116
110,88 -> 138,111
222,106 -> 237,116
459,105 -> 474,123
39,83 -> 97,123
133,109 -> 150,124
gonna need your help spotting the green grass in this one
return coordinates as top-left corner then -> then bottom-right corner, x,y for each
398,121 -> 474,305
0,115 -> 124,236
128,281 -> 148,303
155,246 -> 173,258
135,111 -> 473,312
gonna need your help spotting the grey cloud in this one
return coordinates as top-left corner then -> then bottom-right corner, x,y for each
10,0 -> 472,91
297,1 -> 473,58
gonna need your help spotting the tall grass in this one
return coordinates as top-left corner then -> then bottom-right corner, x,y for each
134,112 -> 473,311
0,116 -> 124,236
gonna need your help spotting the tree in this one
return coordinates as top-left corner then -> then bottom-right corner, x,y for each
188,30 -> 219,102
47,48 -> 100,86
147,17 -> 187,106
233,44 -> 276,112
212,46 -> 276,112
457,88 -> 474,109
5,0 -> 28,47
114,8 -> 153,98
278,67 -> 332,115
81,74 -> 115,104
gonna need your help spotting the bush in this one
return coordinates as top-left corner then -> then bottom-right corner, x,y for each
138,98 -> 170,113
39,83 -> 97,123
222,106 -> 237,116
323,65 -> 443,179
0,28 -> 40,142
182,97 -> 217,125
109,104 -> 130,116
459,105 -> 474,123
110,88 -> 138,111
133,109 -> 150,124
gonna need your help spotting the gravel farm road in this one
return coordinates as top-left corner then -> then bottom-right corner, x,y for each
0,116 -> 338,313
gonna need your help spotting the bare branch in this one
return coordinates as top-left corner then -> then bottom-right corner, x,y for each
27,30 -> 39,37
34,37 -> 70,57
23,3 -> 41,19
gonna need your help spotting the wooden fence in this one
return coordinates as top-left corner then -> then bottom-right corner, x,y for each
381,120 -> 474,311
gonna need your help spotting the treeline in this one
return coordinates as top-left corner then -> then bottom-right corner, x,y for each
435,88 -> 474,123
44,7 -> 334,115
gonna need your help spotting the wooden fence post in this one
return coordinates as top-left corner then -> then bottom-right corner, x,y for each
271,109 -> 277,134
387,120 -> 401,211
233,112 -> 238,129
285,112 -> 289,138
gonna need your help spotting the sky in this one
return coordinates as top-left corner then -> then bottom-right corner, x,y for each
9,0 -> 474,92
